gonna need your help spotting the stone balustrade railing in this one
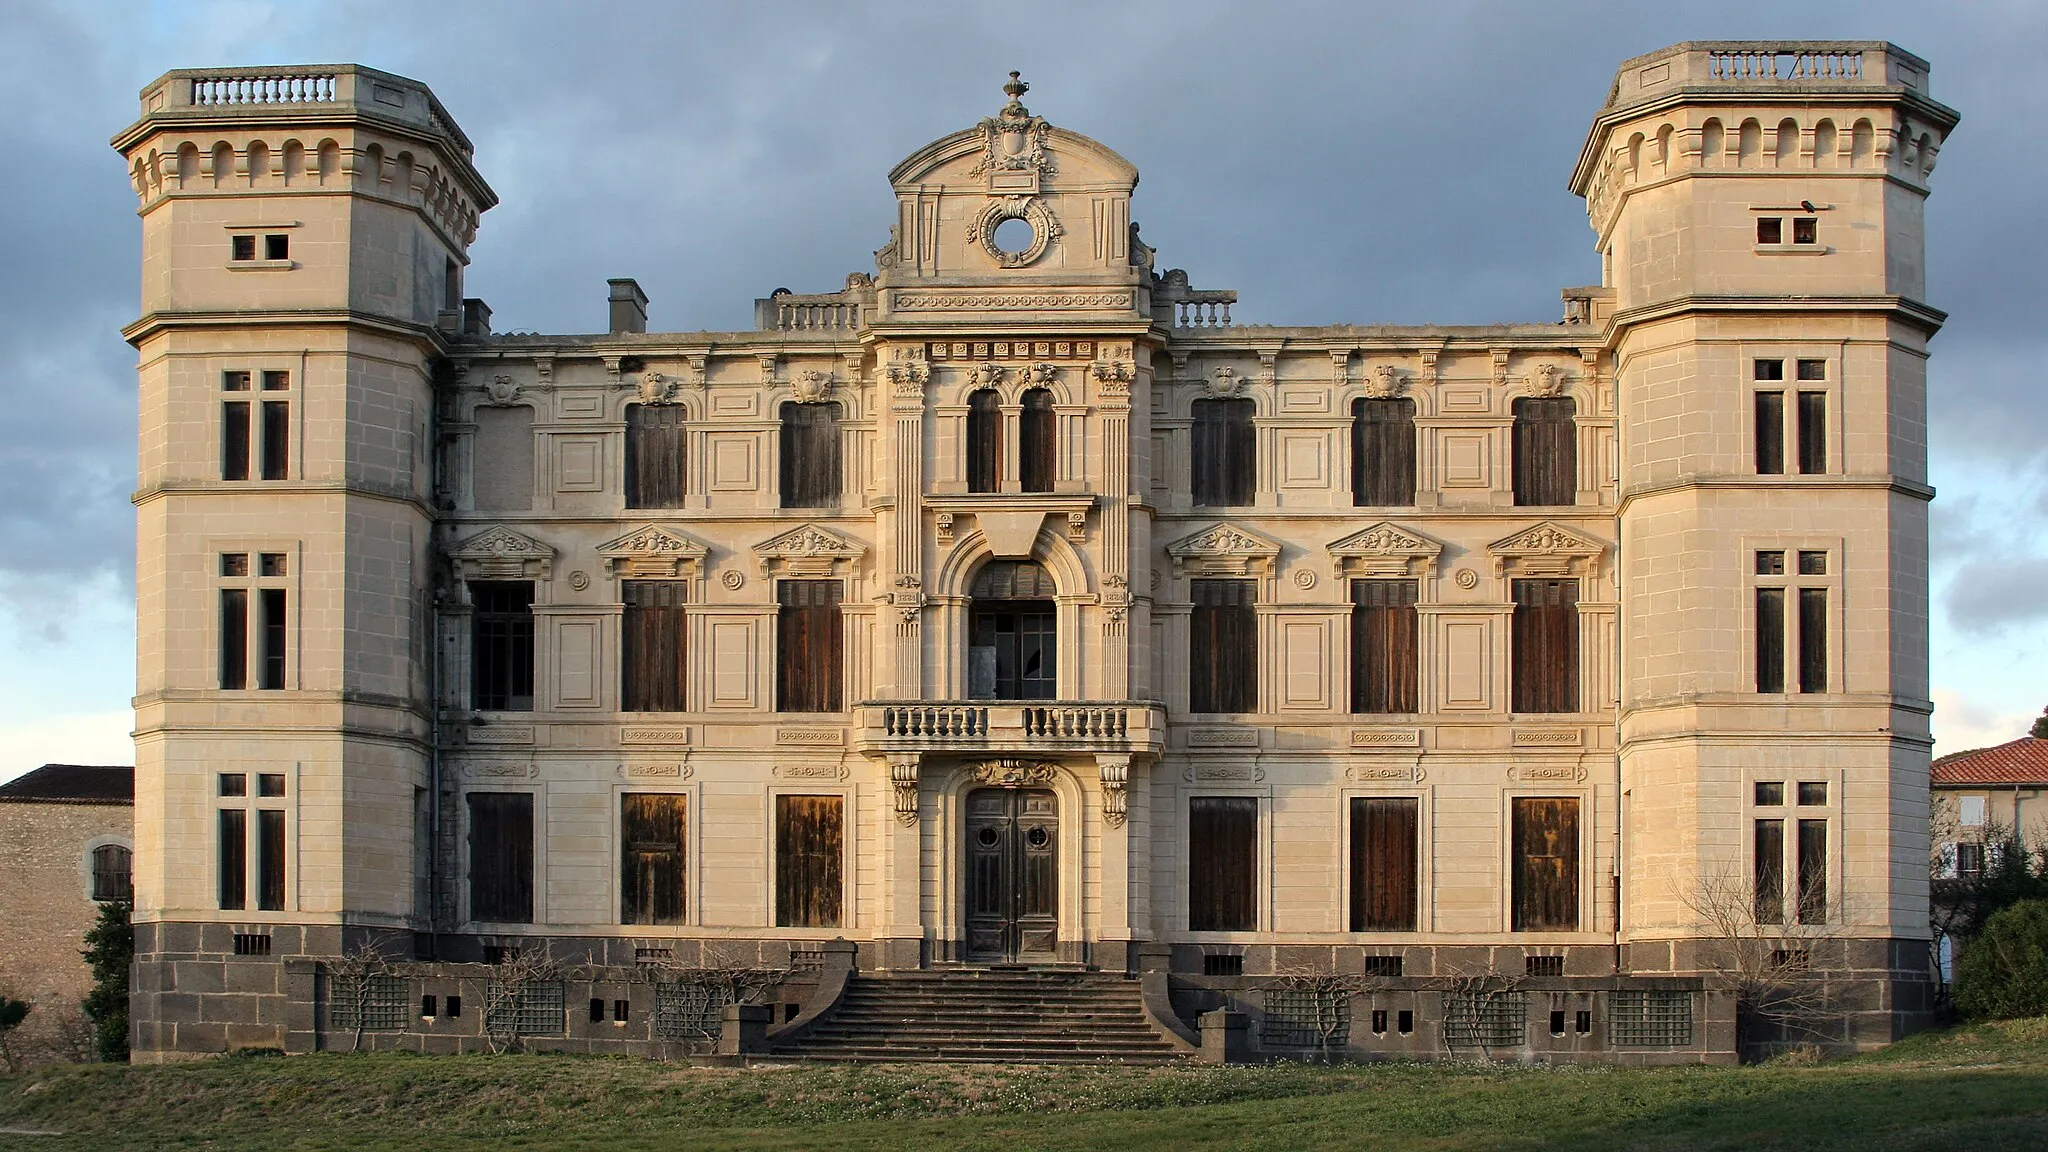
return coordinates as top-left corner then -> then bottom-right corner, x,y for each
129,65 -> 476,157
862,700 -> 1165,754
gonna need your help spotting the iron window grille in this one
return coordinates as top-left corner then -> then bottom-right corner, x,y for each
331,974 -> 409,1032
1262,989 -> 1350,1048
1443,992 -> 1526,1048
653,982 -> 734,1042
485,980 -> 565,1036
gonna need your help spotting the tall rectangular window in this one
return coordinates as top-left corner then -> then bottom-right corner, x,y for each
1349,797 -> 1418,932
1755,587 -> 1786,693
467,791 -> 534,923
222,402 -> 251,480
777,581 -> 843,712
775,795 -> 842,928
1753,817 -> 1786,924
1019,388 -> 1056,493
218,808 -> 248,910
1796,391 -> 1826,475
621,580 -> 687,712
1191,398 -> 1254,507
1797,819 -> 1828,923
780,401 -> 842,508
621,793 -> 686,926
257,808 -> 286,911
1189,796 -> 1257,931
1351,398 -> 1417,506
1190,579 -> 1256,713
625,404 -> 686,508
1511,797 -> 1579,931
967,389 -> 1001,493
1350,580 -> 1418,714
220,588 -> 249,689
1798,588 -> 1828,693
1754,392 -> 1785,475
471,582 -> 535,711
1512,397 -> 1576,506
1511,579 -> 1579,714
260,400 -> 289,480
258,588 -> 287,690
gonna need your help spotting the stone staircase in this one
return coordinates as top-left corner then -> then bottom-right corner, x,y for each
772,969 -> 1189,1064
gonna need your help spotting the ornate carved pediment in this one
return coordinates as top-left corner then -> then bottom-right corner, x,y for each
1487,520 -> 1606,579
1326,522 -> 1445,578
449,525 -> 554,582
971,759 -> 1060,787
597,525 -> 710,579
753,523 -> 868,578
1165,522 -> 1282,578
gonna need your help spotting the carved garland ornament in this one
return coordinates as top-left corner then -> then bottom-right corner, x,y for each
1366,363 -> 1406,399
965,196 -> 1061,269
791,369 -> 835,403
968,72 -> 1056,179
971,759 -> 1059,787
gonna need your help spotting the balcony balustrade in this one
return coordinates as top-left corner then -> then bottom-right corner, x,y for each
858,699 -> 1166,756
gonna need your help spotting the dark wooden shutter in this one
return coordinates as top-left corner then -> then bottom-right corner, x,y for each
1019,388 -> 1056,492
467,791 -> 534,923
1753,818 -> 1785,924
1351,398 -> 1417,506
1192,399 -> 1255,506
780,401 -> 842,508
625,404 -> 686,508
1754,392 -> 1785,475
622,580 -> 687,712
967,389 -> 1001,493
621,793 -> 686,925
1796,819 -> 1828,923
1796,391 -> 1826,475
1797,587 -> 1827,694
777,580 -> 843,712
1189,796 -> 1257,931
1350,797 -> 1418,931
222,401 -> 250,480
1512,396 -> 1577,506
1190,579 -> 1256,713
257,808 -> 286,911
1511,797 -> 1578,931
1511,579 -> 1579,713
258,588 -> 287,690
1351,580 -> 1419,713
775,795 -> 843,928
220,588 -> 248,689
218,808 -> 247,910
1756,587 -> 1786,692
470,581 -> 535,710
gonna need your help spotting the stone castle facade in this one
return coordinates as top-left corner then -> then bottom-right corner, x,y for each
114,42 -> 1956,1062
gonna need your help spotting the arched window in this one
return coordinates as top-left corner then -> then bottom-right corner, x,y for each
1351,397 -> 1416,506
967,561 -> 1056,700
780,400 -> 842,508
1019,388 -> 1056,493
1512,396 -> 1576,507
967,389 -> 1001,493
91,844 -> 132,902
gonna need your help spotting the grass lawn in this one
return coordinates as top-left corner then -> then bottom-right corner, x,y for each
2,1019 -> 2047,1151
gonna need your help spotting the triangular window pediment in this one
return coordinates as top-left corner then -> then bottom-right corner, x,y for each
753,523 -> 868,578
1165,522 -> 1281,577
448,525 -> 554,581
598,525 -> 710,579
1326,522 -> 1445,577
1487,520 -> 1606,579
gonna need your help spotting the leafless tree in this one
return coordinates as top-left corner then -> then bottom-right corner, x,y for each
1681,867 -> 1847,1055
480,942 -> 562,1054
1258,965 -> 1392,1061
324,941 -> 397,1053
1436,968 -> 1527,1059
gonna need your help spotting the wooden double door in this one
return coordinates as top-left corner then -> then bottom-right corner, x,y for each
964,788 -> 1059,962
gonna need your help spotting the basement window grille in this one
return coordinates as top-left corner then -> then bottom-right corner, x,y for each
788,947 -> 826,972
633,947 -> 673,966
331,974 -> 408,1032
653,982 -> 733,1042
233,933 -> 272,956
1262,989 -> 1350,1048
1202,953 -> 1244,977
1443,992 -> 1526,1048
485,980 -> 565,1036
1362,955 -> 1403,978
1525,955 -> 1565,977
1610,990 -> 1693,1047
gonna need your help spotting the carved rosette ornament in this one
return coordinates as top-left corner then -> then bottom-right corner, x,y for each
1098,757 -> 1131,829
971,759 -> 1059,787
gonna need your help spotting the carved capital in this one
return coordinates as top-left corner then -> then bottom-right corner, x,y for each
1097,755 -> 1132,829
889,755 -> 921,825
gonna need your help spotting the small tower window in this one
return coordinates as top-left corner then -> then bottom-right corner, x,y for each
231,234 -> 257,261
1792,217 -> 1818,245
1756,218 -> 1782,245
264,234 -> 290,260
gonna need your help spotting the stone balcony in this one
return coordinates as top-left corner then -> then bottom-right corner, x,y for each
854,700 -> 1167,758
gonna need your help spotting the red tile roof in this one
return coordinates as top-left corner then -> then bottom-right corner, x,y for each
1932,738 -> 2048,786
0,764 -> 133,805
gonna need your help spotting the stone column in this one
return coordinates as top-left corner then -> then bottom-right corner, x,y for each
876,752 -> 925,969
1092,351 -> 1136,699
884,352 -> 930,700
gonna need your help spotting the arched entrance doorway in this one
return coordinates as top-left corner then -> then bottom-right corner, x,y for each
964,786 -> 1058,962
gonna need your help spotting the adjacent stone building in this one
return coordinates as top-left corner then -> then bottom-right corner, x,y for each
0,765 -> 133,1062
113,42 -> 1956,1062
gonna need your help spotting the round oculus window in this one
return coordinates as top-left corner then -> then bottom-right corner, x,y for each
991,216 -> 1036,257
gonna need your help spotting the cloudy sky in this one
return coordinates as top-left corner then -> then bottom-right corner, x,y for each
1,0 -> 2041,779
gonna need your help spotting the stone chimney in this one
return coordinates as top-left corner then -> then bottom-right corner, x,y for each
608,278 -> 648,334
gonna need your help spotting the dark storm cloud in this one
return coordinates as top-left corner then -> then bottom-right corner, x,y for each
2,0 -> 2043,646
